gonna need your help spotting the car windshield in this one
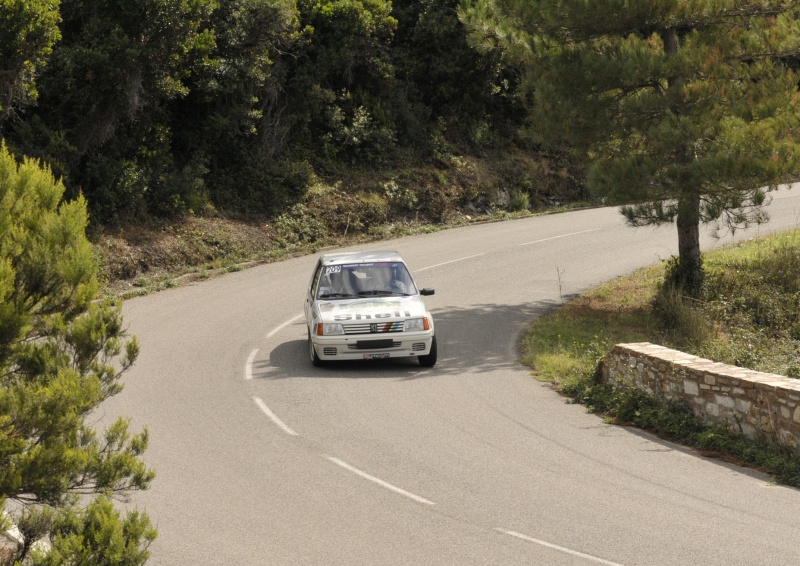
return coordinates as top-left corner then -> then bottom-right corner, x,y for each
316,262 -> 417,299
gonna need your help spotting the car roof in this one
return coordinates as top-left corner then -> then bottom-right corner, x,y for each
318,250 -> 405,266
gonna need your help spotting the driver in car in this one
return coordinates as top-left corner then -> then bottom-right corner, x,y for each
318,270 -> 345,297
387,265 -> 412,294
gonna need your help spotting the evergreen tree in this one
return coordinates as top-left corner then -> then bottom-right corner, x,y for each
0,0 -> 61,124
0,142 -> 155,563
461,0 -> 800,289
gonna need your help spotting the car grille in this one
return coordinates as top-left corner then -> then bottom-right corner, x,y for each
323,347 -> 337,356
344,321 -> 404,335
347,341 -> 401,350
412,343 -> 426,351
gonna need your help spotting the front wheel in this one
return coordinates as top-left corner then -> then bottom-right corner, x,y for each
308,328 -> 325,367
418,335 -> 437,367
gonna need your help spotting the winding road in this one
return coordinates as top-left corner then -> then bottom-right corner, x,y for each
102,185 -> 800,565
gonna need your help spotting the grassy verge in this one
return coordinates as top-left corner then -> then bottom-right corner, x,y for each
520,228 -> 800,487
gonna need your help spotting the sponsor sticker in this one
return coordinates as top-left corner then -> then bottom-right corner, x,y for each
335,300 -> 402,311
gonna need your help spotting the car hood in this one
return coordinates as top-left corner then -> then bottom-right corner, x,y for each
315,295 -> 428,324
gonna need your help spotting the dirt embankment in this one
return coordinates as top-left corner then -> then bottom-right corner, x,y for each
94,150 -> 586,298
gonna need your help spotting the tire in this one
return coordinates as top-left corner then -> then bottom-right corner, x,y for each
308,328 -> 325,367
418,335 -> 437,367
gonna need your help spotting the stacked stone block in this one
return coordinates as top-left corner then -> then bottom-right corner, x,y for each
601,342 -> 800,454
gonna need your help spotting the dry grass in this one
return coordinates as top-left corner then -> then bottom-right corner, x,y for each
93,216 -> 287,298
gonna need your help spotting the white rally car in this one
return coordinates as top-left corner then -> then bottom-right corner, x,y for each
304,251 -> 437,367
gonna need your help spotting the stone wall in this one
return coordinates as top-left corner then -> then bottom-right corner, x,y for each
600,342 -> 800,454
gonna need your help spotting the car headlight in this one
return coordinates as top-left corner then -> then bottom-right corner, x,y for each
404,318 -> 427,332
317,322 -> 344,336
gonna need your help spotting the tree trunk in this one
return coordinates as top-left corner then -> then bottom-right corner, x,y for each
661,27 -> 678,55
662,27 -> 703,291
676,189 -> 702,291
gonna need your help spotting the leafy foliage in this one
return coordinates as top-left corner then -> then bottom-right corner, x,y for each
38,0 -> 214,152
284,0 -> 400,165
392,0 -> 522,148
28,495 -> 156,566
0,0 -> 61,123
0,143 -> 154,563
9,0 -> 218,222
171,0 -> 302,216
2,0 -> 531,224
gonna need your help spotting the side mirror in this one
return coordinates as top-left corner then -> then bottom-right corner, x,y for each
420,288 -> 435,296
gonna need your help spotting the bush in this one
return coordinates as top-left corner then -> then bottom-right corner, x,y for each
662,254 -> 704,293
652,281 -> 713,347
509,189 -> 530,212
323,105 -> 397,164
272,181 -> 393,246
210,158 -> 314,217
273,203 -> 327,246
382,179 -> 418,212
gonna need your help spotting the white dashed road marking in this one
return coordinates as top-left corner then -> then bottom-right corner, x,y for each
518,228 -> 600,246
496,529 -> 626,566
417,252 -> 486,272
416,230 -> 601,272
245,349 -> 258,380
326,456 -> 435,506
267,313 -> 304,338
253,397 -> 298,436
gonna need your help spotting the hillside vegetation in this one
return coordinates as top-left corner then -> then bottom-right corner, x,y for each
5,0 -> 590,292
5,0 -> 573,228
94,147 -> 585,296
8,1 -> 800,296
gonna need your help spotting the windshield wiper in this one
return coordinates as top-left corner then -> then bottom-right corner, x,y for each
358,290 -> 412,297
318,292 -> 354,299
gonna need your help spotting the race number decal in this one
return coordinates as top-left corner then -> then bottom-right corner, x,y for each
325,265 -> 342,275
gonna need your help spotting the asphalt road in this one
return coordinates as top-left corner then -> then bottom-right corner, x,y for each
102,185 -> 800,565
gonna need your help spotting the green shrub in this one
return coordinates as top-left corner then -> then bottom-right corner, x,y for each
323,105 -> 397,165
509,189 -> 530,212
662,254 -> 704,294
382,179 -> 419,212
210,158 -> 313,217
274,203 -> 326,245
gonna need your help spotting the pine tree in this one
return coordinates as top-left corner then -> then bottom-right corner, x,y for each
0,142 -> 155,563
461,0 -> 800,289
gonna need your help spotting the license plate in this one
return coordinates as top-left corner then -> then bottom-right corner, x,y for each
363,353 -> 390,360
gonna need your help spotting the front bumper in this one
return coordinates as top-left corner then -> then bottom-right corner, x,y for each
311,331 -> 434,361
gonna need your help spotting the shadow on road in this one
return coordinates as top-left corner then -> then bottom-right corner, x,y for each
252,300 -> 563,381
